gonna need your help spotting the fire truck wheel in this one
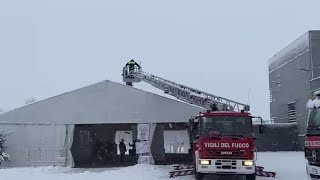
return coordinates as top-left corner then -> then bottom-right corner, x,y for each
245,173 -> 256,180
195,172 -> 204,180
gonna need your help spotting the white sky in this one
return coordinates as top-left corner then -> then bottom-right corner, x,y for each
1,0 -> 320,119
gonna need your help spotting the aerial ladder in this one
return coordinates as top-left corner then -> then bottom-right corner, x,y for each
122,62 -> 250,112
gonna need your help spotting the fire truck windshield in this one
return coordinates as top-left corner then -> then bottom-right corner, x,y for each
200,116 -> 252,137
307,108 -> 320,135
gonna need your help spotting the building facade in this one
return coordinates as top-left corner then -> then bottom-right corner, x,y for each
269,30 -> 320,148
0,80 -> 204,167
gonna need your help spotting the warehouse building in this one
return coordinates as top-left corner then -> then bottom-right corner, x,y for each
269,30 -> 320,149
0,80 -> 204,167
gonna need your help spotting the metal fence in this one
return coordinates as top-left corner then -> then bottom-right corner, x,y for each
27,149 -> 66,167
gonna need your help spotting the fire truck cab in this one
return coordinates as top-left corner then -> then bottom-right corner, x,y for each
188,110 -> 262,180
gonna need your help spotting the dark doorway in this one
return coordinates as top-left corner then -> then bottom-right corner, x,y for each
71,124 -> 139,168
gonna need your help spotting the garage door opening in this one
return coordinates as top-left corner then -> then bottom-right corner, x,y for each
71,124 -> 138,168
161,123 -> 192,165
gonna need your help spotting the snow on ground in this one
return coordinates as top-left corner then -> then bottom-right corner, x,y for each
255,152 -> 307,180
0,152 -> 308,180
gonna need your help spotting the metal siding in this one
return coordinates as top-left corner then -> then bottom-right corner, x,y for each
0,124 -> 66,167
0,81 -> 204,124
269,51 -> 311,124
269,32 -> 312,137
310,31 -> 320,91
269,32 -> 309,72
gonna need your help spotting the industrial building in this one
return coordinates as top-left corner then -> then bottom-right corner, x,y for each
269,30 -> 320,149
0,80 -> 204,167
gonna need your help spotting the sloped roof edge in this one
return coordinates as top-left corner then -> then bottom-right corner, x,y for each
0,80 -> 109,116
0,80 -> 204,117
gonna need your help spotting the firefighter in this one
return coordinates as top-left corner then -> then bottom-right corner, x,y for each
129,139 -> 138,163
126,59 -> 141,73
129,140 -> 136,156
119,139 -> 127,162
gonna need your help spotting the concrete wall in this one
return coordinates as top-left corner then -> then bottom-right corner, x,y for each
0,124 -> 67,167
253,123 -> 299,151
0,81 -> 204,125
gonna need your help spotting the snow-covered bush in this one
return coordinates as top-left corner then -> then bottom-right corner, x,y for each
0,131 -> 11,164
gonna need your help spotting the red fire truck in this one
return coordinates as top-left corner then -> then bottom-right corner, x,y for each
122,60 -> 276,179
305,90 -> 320,180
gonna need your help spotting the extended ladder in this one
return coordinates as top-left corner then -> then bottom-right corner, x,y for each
122,63 -> 249,112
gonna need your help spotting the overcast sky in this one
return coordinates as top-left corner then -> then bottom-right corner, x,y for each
1,0 -> 320,119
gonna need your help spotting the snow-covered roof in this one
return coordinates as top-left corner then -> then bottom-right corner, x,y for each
0,80 -> 205,124
268,31 -> 310,72
306,98 -> 320,109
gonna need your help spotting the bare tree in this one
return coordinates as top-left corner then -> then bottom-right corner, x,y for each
25,97 -> 36,105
